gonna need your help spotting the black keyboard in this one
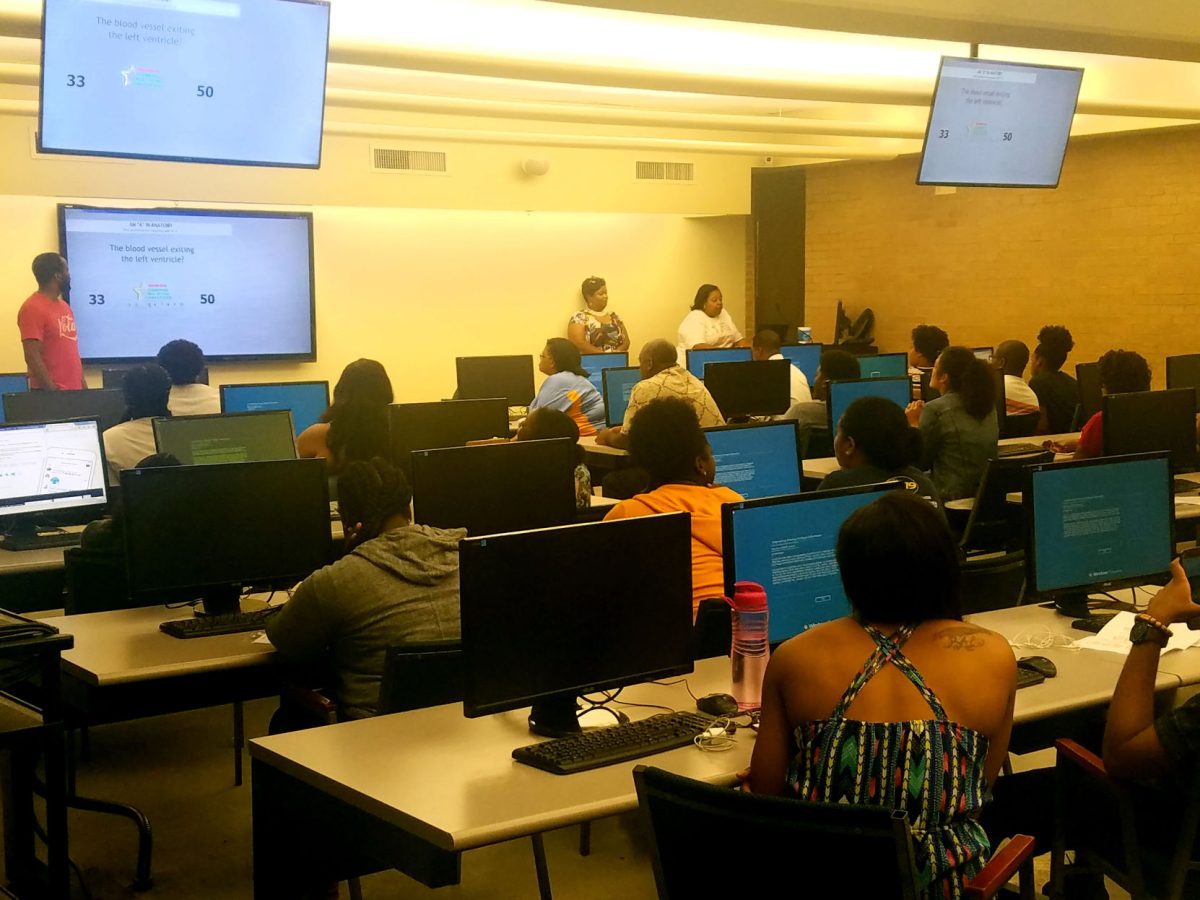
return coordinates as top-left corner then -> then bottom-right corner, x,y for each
512,710 -> 716,775
159,607 -> 281,639
997,443 -> 1043,458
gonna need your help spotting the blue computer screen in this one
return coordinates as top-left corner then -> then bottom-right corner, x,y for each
1030,456 -> 1172,593
708,424 -> 800,500
726,485 -> 897,643
856,353 -> 908,379
778,344 -> 822,384
686,348 -> 752,380
0,374 -> 29,425
603,368 -> 642,427
827,378 -> 911,432
221,383 -> 328,436
581,353 -> 629,397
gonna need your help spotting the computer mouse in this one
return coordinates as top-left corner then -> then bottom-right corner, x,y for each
696,693 -> 740,717
1018,656 -> 1057,679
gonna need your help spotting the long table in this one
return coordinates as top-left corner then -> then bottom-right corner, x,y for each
248,603 -> 1187,897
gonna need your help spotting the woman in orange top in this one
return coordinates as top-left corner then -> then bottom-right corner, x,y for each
604,396 -> 742,617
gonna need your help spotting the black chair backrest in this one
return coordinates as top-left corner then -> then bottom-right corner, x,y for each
800,425 -> 833,460
959,551 -> 1026,614
634,765 -> 922,900
1076,362 -> 1102,420
1001,413 -> 1040,439
692,598 -> 731,660
376,640 -> 464,715
960,452 -> 1054,553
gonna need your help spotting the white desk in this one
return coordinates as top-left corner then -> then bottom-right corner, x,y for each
0,546 -> 69,574
250,657 -> 747,896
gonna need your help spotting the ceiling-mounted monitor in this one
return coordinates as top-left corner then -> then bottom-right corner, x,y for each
59,204 -> 316,363
917,57 -> 1083,188
39,0 -> 330,168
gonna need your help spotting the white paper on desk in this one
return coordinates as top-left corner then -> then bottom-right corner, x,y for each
1073,611 -> 1200,656
252,633 -> 273,645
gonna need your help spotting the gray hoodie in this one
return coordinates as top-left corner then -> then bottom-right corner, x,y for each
266,523 -> 465,719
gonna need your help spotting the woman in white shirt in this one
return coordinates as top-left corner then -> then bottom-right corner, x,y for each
677,284 -> 751,359
103,363 -> 172,485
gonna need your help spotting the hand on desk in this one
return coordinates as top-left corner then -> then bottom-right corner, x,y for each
1044,438 -> 1078,454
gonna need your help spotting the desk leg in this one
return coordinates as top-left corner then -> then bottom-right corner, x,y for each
530,833 -> 554,900
252,759 -> 461,898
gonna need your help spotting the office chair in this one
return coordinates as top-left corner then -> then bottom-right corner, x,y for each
959,552 -> 1027,614
692,599 -> 731,660
960,452 -> 1054,555
1051,739 -> 1200,899
376,641 -> 464,714
634,765 -> 1035,899
799,424 -> 833,460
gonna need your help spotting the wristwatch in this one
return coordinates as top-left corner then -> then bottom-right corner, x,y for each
1130,618 -> 1170,648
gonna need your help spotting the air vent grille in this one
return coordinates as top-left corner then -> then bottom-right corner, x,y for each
372,147 -> 447,173
635,161 -> 694,182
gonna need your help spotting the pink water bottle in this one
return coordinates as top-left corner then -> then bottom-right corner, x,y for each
728,581 -> 770,711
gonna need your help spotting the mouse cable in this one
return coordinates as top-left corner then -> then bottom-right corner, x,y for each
694,717 -> 738,752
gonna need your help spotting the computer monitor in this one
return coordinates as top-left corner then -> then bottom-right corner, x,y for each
1076,362 -> 1102,420
455,356 -> 535,407
826,377 -> 912,432
1103,389 -> 1198,473
685,347 -> 752,380
459,513 -> 693,734
722,482 -> 907,644
706,422 -> 802,500
220,381 -> 331,436
1166,354 -> 1200,399
0,374 -> 29,425
854,352 -> 908,380
389,399 -> 510,470
973,347 -> 994,362
1025,453 -> 1173,616
602,367 -> 642,428
0,418 -> 109,550
153,411 -> 297,465
122,459 -> 329,615
3,388 -> 127,433
580,353 -> 629,397
702,360 -> 791,418
411,439 -> 577,536
778,343 -> 823,384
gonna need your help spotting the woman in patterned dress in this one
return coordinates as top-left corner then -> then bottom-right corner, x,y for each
568,276 -> 630,354
747,491 -> 1017,899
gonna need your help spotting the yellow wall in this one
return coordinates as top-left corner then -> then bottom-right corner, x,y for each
0,111 -> 753,400
805,124 -> 1200,385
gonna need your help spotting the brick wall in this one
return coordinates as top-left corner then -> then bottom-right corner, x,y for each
805,124 -> 1200,386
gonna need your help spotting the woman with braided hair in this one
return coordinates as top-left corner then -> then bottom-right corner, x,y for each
266,458 -> 463,720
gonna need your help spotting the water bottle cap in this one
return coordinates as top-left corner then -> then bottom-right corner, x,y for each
729,581 -> 768,610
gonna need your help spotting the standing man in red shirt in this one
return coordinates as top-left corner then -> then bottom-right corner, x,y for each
17,253 -> 84,391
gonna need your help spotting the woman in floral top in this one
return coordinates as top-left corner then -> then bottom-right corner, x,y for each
568,276 -> 631,354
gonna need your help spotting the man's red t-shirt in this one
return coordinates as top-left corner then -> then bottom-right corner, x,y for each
17,291 -> 84,390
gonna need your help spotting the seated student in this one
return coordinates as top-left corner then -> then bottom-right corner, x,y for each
747,491 -> 1016,898
297,359 -> 393,473
818,395 -> 940,506
1051,349 -> 1151,460
782,348 -> 861,429
266,458 -> 463,721
991,339 -> 1040,416
530,338 -> 605,437
905,346 -> 999,502
1029,325 -> 1078,434
908,323 -> 950,376
514,407 -> 592,509
156,339 -> 220,416
102,364 -> 173,485
80,452 -> 180,555
603,398 -> 743,618
750,329 -> 811,406
595,338 -> 724,450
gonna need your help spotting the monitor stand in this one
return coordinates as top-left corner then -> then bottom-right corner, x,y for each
198,586 -> 242,618
528,695 -> 630,739
1052,592 -> 1093,619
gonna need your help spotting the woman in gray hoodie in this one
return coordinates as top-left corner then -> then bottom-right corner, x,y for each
266,458 -> 464,720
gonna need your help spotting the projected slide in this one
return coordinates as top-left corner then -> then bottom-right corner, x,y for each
40,0 -> 330,166
918,57 -> 1083,187
61,206 -> 315,362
